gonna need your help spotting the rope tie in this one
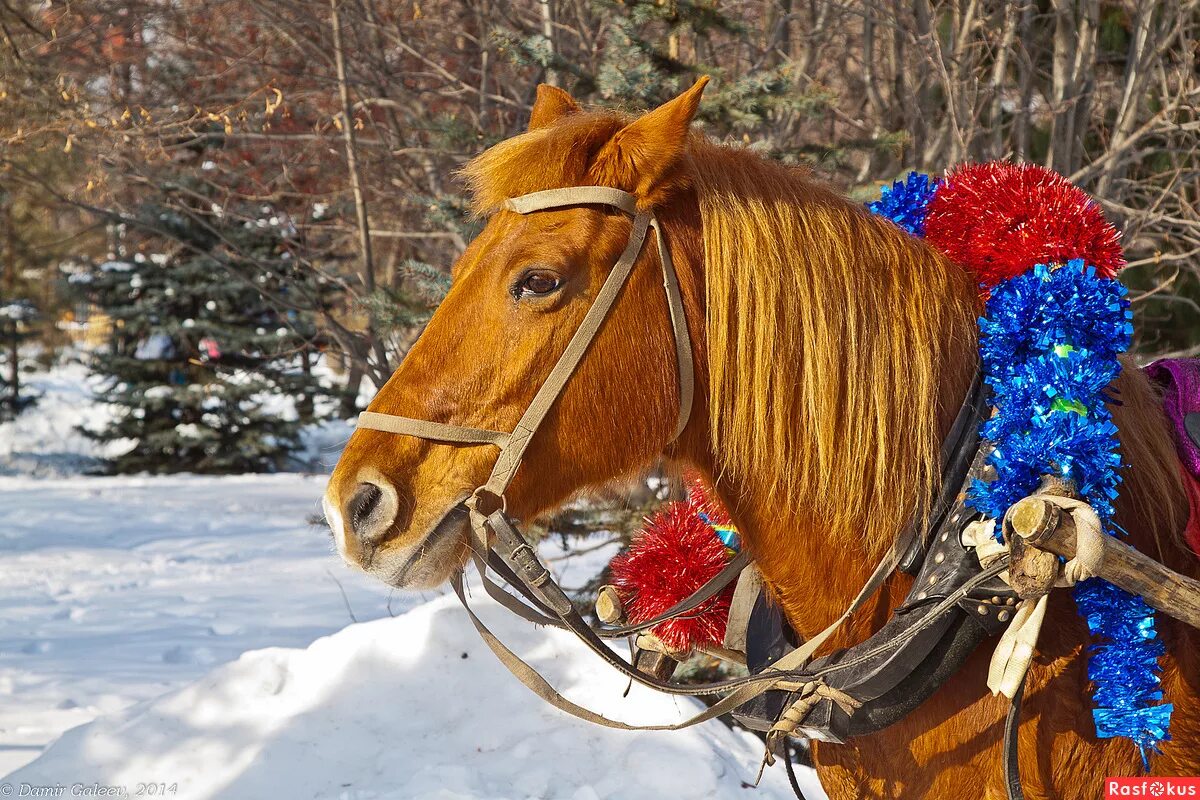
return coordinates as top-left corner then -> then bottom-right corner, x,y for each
757,680 -> 863,782
1040,495 -> 1106,587
988,494 -> 1107,698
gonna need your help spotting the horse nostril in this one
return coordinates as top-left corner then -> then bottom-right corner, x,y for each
348,482 -> 384,539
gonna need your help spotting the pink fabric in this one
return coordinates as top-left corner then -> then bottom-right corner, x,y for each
1145,358 -> 1200,556
1145,358 -> 1200,477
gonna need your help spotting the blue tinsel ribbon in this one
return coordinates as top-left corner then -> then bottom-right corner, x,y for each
970,259 -> 1169,765
866,178 -> 1171,765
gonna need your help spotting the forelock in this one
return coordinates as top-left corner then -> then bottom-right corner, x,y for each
458,112 -> 628,215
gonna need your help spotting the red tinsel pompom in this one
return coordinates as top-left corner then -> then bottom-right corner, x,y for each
608,499 -> 734,652
924,162 -> 1125,287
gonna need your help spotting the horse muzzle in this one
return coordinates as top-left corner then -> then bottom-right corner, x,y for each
324,476 -> 470,589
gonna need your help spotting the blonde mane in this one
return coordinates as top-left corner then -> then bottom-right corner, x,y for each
690,142 -> 980,550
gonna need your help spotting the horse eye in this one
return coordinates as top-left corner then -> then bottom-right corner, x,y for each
513,270 -> 562,299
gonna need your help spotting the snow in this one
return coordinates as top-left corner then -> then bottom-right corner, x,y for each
0,360 -> 125,476
0,300 -> 36,321
7,589 -> 815,799
0,363 -> 825,798
0,474 -> 406,776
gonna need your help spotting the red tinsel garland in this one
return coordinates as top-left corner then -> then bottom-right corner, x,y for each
924,162 -> 1125,287
608,482 -> 735,652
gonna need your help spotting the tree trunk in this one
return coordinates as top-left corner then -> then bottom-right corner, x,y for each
330,0 -> 390,388
8,322 -> 18,414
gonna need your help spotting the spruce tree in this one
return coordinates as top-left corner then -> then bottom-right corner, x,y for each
77,207 -> 338,474
496,0 -> 827,163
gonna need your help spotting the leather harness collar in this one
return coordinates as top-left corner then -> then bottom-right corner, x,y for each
733,372 -> 1017,743
355,186 -> 1025,795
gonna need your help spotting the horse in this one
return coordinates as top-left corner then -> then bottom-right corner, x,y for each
324,79 -> 1200,798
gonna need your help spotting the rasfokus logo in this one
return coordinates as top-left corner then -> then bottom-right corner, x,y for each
1107,778 -> 1200,798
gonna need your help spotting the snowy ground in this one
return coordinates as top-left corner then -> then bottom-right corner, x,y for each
0,474 -> 407,776
0,363 -> 822,799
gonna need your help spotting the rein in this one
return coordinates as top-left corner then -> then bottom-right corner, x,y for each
355,186 -> 1020,791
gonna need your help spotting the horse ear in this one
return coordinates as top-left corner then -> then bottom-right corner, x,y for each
591,77 -> 709,199
528,85 -> 581,131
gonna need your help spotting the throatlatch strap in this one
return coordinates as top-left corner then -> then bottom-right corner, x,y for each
652,218 -> 694,440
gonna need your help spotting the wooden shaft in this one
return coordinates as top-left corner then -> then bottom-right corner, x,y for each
1007,496 -> 1200,630
697,643 -> 747,666
594,586 -> 682,680
1008,528 -> 1062,599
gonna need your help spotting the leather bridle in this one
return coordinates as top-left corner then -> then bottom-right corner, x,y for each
354,185 -> 1024,795
356,183 -> 901,705
357,185 -> 695,500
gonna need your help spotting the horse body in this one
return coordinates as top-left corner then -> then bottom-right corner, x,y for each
659,126 -> 1200,796
326,81 -> 1200,797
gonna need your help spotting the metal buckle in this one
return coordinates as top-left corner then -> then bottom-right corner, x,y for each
509,541 -> 550,587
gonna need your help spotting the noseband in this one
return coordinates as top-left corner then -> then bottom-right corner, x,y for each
357,185 -> 695,504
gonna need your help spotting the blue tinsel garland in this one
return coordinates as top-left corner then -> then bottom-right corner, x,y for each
867,174 -> 1171,765
973,260 -> 1169,764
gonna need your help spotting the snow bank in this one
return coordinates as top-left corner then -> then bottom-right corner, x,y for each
7,591 -> 819,800
0,474 -> 402,774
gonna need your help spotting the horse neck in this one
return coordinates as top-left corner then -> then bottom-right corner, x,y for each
716,481 -> 903,643
665,169 -> 979,638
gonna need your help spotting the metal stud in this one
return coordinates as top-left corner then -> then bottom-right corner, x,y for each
998,610 -> 1011,623
915,591 -> 927,601
929,575 -> 939,586
934,552 -> 945,564
976,605 -> 989,616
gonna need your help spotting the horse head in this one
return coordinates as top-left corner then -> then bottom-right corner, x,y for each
324,80 -> 710,589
